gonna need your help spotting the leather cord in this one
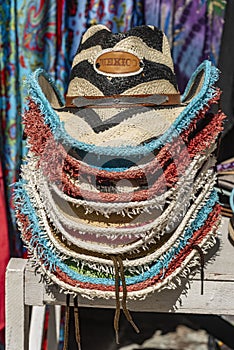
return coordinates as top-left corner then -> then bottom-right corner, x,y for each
63,294 -> 71,350
74,295 -> 81,350
63,294 -> 82,350
111,255 -> 140,344
192,244 -> 205,295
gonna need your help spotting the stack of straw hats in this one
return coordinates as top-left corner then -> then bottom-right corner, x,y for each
15,25 -> 225,339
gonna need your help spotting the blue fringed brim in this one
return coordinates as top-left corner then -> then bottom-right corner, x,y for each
25,60 -> 219,158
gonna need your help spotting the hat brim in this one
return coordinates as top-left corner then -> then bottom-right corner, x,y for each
17,153 -> 217,256
44,144 -> 217,205
15,179 -> 220,299
26,60 -> 219,158
24,94 -> 223,174
23,97 -> 224,207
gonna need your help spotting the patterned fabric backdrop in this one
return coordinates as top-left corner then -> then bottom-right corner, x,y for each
0,0 -> 227,346
145,0 -> 227,91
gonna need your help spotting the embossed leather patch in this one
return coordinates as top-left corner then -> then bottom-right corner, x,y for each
95,51 -> 141,75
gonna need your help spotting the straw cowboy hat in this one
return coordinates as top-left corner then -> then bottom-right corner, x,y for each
26,24 -> 220,160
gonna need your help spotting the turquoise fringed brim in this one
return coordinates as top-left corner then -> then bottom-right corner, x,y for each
25,60 -> 219,158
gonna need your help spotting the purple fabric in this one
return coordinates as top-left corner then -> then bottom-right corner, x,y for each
144,0 -> 226,92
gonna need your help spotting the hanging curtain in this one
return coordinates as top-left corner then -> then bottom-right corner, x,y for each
0,0 -> 67,255
144,0 -> 226,92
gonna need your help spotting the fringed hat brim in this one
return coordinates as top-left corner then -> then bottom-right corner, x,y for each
25,60 -> 219,158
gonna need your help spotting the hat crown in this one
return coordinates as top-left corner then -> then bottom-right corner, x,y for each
67,25 -> 179,97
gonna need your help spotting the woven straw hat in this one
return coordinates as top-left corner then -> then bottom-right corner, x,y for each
26,24 -> 220,161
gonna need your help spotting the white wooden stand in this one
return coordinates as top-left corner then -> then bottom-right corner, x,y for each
5,218 -> 234,349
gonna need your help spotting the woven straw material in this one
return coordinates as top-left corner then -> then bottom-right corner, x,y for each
20,145 -> 218,220
51,208 -> 220,291
15,161 -> 220,263
20,146 -> 216,231
229,215 -> 234,242
57,107 -> 183,146
68,25 -> 178,96
42,145 -> 217,209
50,164 -> 212,216
56,219 -> 219,299
21,144 -> 217,226
33,223 -> 217,300
25,59 -> 219,159
17,153 -> 217,255
40,164 -> 216,239
15,190 -> 221,299
52,144 -> 217,204
22,99 -> 224,206
16,162 -> 218,260
23,94 -> 224,182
